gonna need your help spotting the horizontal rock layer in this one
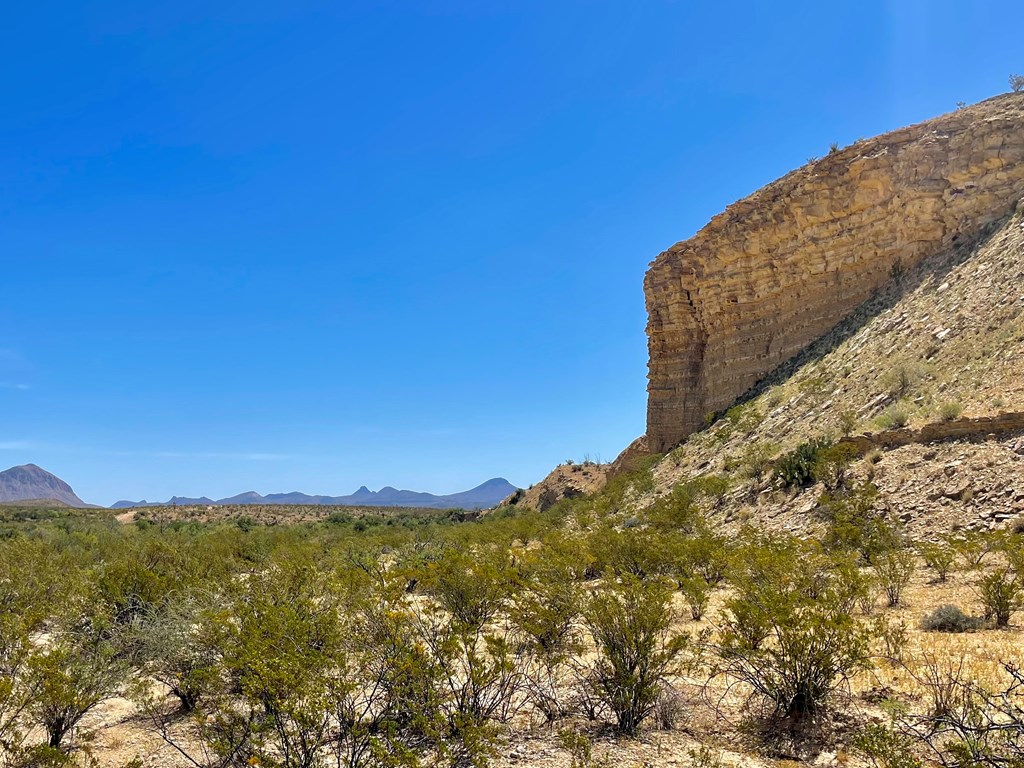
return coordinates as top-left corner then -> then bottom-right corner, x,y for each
645,93 -> 1024,452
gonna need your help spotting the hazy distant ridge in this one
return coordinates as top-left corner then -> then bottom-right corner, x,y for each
110,477 -> 516,510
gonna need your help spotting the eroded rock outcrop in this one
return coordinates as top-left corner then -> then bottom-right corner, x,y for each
645,93 -> 1024,452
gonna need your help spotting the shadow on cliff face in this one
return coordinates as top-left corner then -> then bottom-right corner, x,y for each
727,206 -> 1021,415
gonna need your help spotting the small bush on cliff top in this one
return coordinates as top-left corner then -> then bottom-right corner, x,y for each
1010,74 -> 1024,93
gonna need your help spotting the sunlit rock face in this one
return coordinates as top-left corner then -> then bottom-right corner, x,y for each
644,93 -> 1024,453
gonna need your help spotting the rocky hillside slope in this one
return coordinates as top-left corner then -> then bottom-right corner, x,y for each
645,93 -> 1024,452
647,197 -> 1024,538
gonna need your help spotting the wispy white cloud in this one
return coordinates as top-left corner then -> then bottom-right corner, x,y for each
0,382 -> 31,391
150,451 -> 293,461
0,441 -> 35,451
0,441 -> 290,461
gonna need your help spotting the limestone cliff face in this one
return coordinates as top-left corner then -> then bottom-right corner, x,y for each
645,93 -> 1024,453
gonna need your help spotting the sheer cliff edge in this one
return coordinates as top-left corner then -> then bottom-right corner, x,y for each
645,93 -> 1024,452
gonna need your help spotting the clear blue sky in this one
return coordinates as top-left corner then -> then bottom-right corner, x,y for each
2,1 -> 1020,505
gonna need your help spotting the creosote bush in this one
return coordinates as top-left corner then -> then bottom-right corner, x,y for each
819,482 -> 899,564
918,539 -> 957,583
717,538 -> 871,723
977,569 -> 1022,628
0,457 -> 1013,765
874,548 -> 916,607
585,576 -> 688,735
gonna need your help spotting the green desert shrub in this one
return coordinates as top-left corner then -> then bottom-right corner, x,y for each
977,569 -> 1022,628
939,402 -> 964,422
955,531 -> 1001,570
875,404 -> 911,430
134,594 -> 220,713
587,526 -> 664,580
874,615 -> 910,662
853,722 -> 923,768
811,442 -> 860,491
774,437 -> 833,489
686,474 -> 733,507
819,482 -> 899,564
920,604 -> 983,633
678,576 -> 712,621
717,546 -> 871,721
585,576 -> 688,735
883,361 -> 928,399
645,483 -> 702,534
740,441 -> 778,485
838,409 -> 859,437
27,637 -> 126,752
510,555 -> 585,722
713,401 -> 763,442
874,548 -> 916,607
419,546 -> 518,632
918,540 -> 957,583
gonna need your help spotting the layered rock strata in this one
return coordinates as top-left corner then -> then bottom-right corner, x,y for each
645,94 -> 1024,452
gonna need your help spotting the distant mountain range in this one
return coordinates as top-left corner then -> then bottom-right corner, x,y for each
0,464 -> 92,507
0,463 -> 517,511
111,477 -> 518,510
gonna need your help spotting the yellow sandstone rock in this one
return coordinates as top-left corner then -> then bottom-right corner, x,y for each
645,93 -> 1024,452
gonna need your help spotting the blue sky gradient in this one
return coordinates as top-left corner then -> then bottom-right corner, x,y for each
3,1 -> 1021,505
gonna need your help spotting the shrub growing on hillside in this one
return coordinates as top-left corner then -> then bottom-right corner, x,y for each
585,577 -> 687,735
883,361 -> 928,399
819,482 -> 900,564
678,576 -> 712,621
670,529 -> 731,587
740,441 -> 778,486
686,474 -> 733,507
1011,74 -> 1024,93
939,402 -> 963,422
875,405 -> 911,430
956,531 -> 1000,570
774,438 -> 833,490
811,442 -> 860,491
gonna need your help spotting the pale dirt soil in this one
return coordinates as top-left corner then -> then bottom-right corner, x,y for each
72,557 -> 1021,768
